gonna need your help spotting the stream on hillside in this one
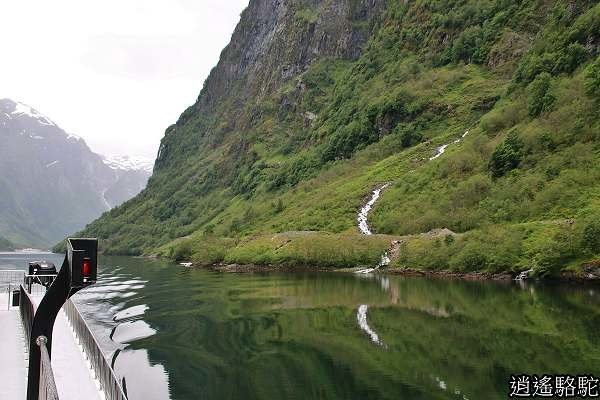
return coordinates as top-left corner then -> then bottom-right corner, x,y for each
355,129 -> 470,274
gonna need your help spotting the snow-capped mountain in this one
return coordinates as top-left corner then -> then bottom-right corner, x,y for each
0,98 -> 153,248
1,99 -> 81,141
10,101 -> 56,125
103,155 -> 154,173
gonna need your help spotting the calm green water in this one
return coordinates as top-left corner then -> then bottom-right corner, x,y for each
2,253 -> 600,399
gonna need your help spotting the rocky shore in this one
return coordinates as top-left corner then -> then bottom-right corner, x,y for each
192,261 -> 600,283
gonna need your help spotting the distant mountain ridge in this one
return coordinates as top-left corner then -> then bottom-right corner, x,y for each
0,98 -> 153,248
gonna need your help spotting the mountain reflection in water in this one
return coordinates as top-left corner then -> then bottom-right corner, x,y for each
3,253 -> 599,400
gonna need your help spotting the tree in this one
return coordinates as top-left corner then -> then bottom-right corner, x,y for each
584,57 -> 600,102
396,125 -> 423,148
527,72 -> 555,117
450,26 -> 487,64
488,131 -> 523,178
554,43 -> 588,73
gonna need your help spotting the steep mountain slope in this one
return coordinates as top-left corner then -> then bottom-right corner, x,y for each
0,235 -> 14,251
0,99 -> 152,247
78,0 -> 600,276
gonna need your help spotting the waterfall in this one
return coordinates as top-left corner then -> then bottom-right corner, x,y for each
429,130 -> 469,160
355,183 -> 391,274
355,128 -> 470,275
357,183 -> 390,235
355,251 -> 390,274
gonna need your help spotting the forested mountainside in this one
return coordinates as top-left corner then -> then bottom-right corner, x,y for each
76,0 -> 600,277
0,99 -> 152,248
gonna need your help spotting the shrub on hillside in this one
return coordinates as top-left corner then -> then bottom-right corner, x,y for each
480,102 -> 523,135
172,240 -> 193,261
321,117 -> 377,162
268,152 -> 320,190
448,243 -> 488,272
581,218 -> 600,254
524,225 -> 573,276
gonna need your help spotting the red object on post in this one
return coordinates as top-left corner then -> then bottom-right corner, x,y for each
82,257 -> 91,278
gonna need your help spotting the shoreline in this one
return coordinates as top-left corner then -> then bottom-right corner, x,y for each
385,267 -> 513,281
199,262 -> 600,283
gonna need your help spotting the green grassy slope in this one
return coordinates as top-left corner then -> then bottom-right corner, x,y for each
72,0 -> 600,276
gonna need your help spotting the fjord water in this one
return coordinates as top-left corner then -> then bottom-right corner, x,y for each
2,253 -> 600,399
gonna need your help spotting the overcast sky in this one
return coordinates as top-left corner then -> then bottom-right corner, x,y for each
0,0 -> 248,159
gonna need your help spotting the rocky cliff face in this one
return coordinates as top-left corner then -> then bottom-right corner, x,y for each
0,99 -> 152,247
200,0 -> 384,104
157,0 -> 385,168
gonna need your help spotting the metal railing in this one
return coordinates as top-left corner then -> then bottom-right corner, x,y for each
37,336 -> 60,400
63,299 -> 128,400
0,271 -> 57,309
20,284 -> 60,399
0,269 -> 26,286
20,284 -> 36,346
1,270 -> 25,309
24,274 -> 58,296
14,264 -> 123,399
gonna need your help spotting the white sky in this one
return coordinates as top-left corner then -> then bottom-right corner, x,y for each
0,0 -> 248,159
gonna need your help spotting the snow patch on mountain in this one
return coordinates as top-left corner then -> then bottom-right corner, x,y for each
103,155 -> 154,173
10,101 -> 56,127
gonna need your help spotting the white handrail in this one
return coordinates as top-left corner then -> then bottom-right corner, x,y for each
63,300 -> 128,400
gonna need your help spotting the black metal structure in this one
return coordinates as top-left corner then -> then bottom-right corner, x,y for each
28,261 -> 58,276
26,238 -> 98,400
28,261 -> 58,289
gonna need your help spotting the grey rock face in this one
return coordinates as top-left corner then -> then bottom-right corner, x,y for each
157,0 -> 386,166
198,0 -> 385,110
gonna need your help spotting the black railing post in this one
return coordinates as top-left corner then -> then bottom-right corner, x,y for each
26,238 -> 97,400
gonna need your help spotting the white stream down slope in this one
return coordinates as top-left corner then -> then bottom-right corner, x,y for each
355,129 -> 469,274
354,129 -> 469,344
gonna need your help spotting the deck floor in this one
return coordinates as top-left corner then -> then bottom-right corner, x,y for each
51,309 -> 103,400
0,301 -> 27,400
0,292 -> 103,400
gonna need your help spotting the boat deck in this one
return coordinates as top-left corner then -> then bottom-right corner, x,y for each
0,293 -> 103,400
0,300 -> 27,399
